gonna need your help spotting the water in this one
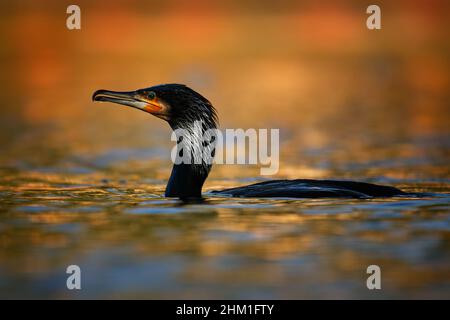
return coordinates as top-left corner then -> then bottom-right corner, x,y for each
0,1 -> 449,299
0,149 -> 449,299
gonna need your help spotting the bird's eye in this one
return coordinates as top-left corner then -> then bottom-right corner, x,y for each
147,91 -> 156,100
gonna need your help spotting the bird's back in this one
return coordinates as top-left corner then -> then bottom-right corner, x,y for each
211,179 -> 407,198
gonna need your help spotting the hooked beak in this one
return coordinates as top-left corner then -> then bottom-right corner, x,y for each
92,89 -> 164,114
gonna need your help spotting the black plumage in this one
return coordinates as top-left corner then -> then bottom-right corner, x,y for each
93,84 -> 408,200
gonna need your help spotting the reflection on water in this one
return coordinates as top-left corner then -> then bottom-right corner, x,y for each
0,160 -> 449,299
0,0 -> 449,299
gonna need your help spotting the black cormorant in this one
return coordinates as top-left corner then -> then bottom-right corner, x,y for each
93,84 -> 407,199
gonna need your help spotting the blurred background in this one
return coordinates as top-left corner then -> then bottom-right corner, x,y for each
0,0 -> 449,178
0,0 -> 449,299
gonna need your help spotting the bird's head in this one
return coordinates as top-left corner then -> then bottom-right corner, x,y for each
92,84 -> 217,130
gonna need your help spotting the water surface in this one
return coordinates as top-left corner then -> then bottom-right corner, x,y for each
0,148 -> 448,299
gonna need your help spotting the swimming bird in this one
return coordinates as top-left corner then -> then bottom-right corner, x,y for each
92,84 -> 406,199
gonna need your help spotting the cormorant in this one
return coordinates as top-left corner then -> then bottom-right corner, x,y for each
92,84 -> 407,199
